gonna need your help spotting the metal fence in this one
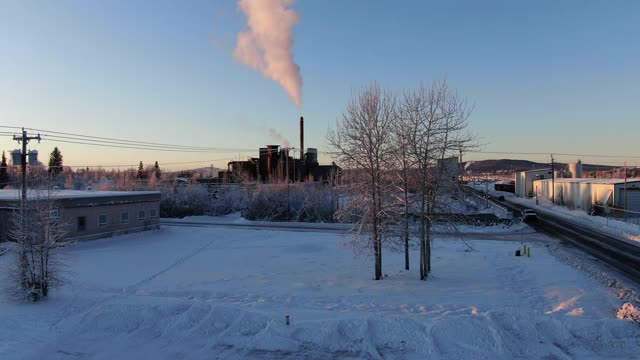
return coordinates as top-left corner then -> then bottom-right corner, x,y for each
593,205 -> 640,226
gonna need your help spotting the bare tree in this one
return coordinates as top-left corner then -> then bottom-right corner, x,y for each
391,102 -> 415,270
7,190 -> 67,301
328,83 -> 397,280
402,80 -> 474,280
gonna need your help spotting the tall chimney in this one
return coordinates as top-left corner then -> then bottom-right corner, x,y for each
299,116 -> 304,160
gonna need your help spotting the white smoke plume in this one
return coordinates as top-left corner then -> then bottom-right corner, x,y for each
234,0 -> 303,107
268,128 -> 290,147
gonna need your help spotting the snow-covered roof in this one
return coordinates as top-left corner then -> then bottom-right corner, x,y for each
0,189 -> 160,201
519,168 -> 552,174
533,178 -> 640,185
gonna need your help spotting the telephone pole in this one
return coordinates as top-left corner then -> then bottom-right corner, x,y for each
551,154 -> 555,205
624,162 -> 628,220
13,128 -> 41,202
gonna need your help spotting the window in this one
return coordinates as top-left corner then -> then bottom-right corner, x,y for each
149,209 -> 157,218
121,212 -> 129,224
98,214 -> 108,227
77,216 -> 86,232
50,209 -> 60,219
138,210 -> 146,221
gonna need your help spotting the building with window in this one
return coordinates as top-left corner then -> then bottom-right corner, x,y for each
0,190 -> 160,242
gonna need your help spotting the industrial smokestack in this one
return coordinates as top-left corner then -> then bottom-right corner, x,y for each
299,116 -> 304,160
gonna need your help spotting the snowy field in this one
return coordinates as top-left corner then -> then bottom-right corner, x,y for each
1,227 -> 639,359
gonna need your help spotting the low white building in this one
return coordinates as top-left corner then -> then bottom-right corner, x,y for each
514,168 -> 552,198
533,178 -> 640,213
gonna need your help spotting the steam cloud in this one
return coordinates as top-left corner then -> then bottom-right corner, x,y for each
234,0 -> 303,107
268,128 -> 290,147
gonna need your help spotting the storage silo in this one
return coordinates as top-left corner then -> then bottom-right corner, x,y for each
10,150 -> 22,166
28,150 -> 38,166
569,160 -> 583,178
306,148 -> 318,164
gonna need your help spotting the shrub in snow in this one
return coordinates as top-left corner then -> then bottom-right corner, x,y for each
160,184 -> 211,218
209,184 -> 247,216
243,182 -> 336,222
5,193 -> 68,302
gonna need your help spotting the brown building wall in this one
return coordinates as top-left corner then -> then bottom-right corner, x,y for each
60,201 -> 160,240
0,192 -> 161,242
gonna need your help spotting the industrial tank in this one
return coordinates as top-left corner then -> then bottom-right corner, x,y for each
306,148 -> 318,164
569,160 -> 583,178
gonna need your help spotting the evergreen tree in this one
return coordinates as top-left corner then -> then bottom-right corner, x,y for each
154,161 -> 161,180
0,151 -> 9,189
48,147 -> 64,177
137,161 -> 146,179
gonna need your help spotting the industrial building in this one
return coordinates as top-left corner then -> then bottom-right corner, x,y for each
514,168 -> 553,198
0,190 -> 161,242
534,178 -> 640,213
218,117 -> 340,184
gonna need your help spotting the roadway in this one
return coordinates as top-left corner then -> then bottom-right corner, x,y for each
476,188 -> 640,282
160,219 -> 544,241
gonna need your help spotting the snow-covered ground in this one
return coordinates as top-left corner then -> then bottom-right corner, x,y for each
1,227 -> 639,359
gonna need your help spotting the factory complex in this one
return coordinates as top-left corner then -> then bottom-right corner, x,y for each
514,160 -> 640,213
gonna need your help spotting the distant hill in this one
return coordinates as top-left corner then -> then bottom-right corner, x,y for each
462,159 -> 617,174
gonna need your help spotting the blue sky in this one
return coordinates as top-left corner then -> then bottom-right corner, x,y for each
1,0 -> 639,169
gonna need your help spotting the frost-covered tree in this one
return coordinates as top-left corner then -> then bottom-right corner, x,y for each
328,83 -> 397,280
402,80 -> 474,280
391,104 -> 415,270
7,190 -> 67,301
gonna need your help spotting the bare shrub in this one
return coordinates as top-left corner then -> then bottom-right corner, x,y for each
5,191 -> 67,301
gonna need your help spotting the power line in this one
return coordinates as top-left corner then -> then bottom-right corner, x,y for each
37,158 -> 234,169
27,127 -> 255,152
467,150 -> 640,159
9,125 -> 640,163
44,137 -> 254,153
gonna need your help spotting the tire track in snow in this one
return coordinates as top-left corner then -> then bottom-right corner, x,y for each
125,238 -> 216,294
46,237 -> 217,357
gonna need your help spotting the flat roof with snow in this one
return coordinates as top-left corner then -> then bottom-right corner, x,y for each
0,189 -> 161,201
518,168 -> 552,173
533,178 -> 640,185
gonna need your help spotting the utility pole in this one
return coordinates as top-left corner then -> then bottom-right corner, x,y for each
551,154 -> 555,205
485,172 -> 489,208
459,148 -> 463,183
13,128 -> 41,203
624,162 -> 628,220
